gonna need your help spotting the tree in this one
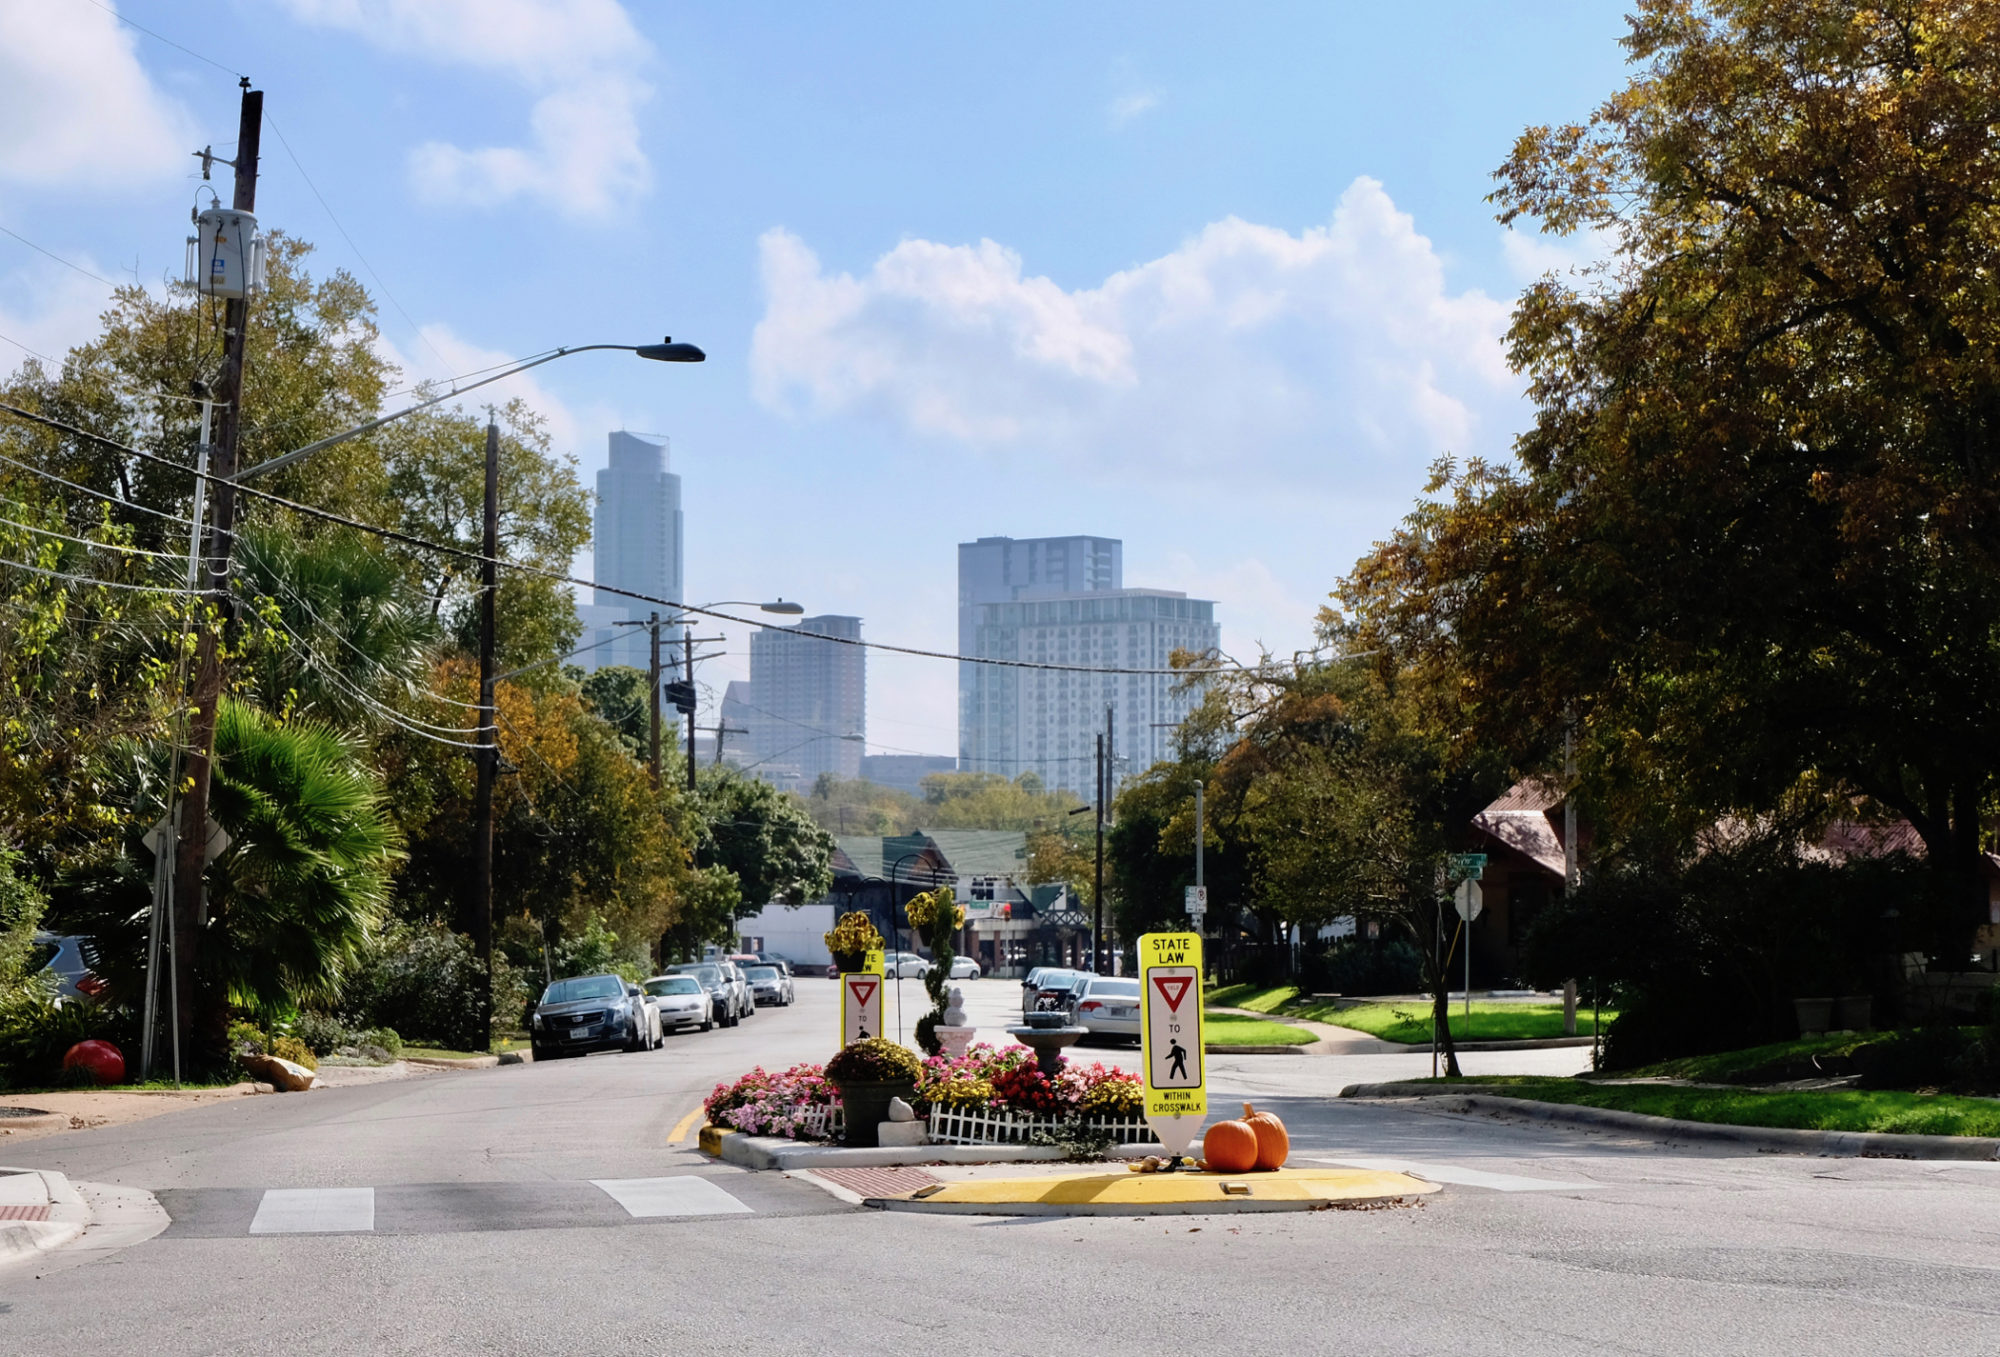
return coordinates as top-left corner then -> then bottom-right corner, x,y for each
579,665 -> 650,757
796,774 -> 922,836
1352,0 -> 2000,957
697,769 -> 835,914
916,770 -> 1083,832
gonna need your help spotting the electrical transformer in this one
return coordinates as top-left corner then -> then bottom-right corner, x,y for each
187,207 -> 263,300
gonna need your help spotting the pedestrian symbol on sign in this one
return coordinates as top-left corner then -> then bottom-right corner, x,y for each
1165,1036 -> 1189,1082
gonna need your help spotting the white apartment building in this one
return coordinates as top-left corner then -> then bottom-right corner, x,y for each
574,431 -> 684,673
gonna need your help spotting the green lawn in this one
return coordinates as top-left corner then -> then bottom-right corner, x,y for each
1303,1000 -> 1613,1044
401,1037 -> 529,1062
1205,983 -> 1302,1014
1605,1034 -> 1882,1085
1450,1076 -> 2000,1138
1203,1012 -> 1316,1046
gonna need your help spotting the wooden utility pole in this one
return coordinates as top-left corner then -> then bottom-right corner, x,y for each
684,628 -> 698,793
646,612 -> 662,787
470,417 -> 499,1045
170,80 -> 261,1066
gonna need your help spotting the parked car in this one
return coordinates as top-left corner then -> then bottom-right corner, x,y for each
665,962 -> 744,1027
30,931 -> 105,1002
1021,967 -> 1087,1015
718,960 -> 755,1018
642,974 -> 713,1032
882,951 -> 928,979
948,956 -> 982,980
530,974 -> 654,1059
629,981 -> 663,1048
754,953 -> 795,976
744,964 -> 794,1007
1071,976 -> 1143,1043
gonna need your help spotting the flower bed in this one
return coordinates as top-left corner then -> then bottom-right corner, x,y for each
702,1044 -> 1150,1145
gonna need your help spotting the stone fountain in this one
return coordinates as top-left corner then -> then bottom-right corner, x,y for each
1004,1009 -> 1088,1077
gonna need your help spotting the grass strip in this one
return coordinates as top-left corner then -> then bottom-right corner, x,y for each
1463,1077 -> 2000,1138
1204,1012 -> 1316,1046
1300,1000 -> 1613,1044
1205,983 -> 1301,1013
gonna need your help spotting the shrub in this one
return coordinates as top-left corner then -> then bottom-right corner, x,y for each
226,1018 -> 267,1057
357,1026 -> 403,1058
1306,937 -> 1424,996
342,923 -> 486,1051
703,1063 -> 839,1139
269,1035 -> 317,1070
293,1011 -> 352,1057
825,1037 -> 921,1083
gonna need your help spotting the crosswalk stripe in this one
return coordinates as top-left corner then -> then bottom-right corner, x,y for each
249,1187 -> 376,1234
592,1176 -> 753,1218
1309,1156 -> 1601,1193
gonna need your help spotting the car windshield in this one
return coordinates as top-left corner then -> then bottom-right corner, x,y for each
542,976 -> 621,1004
672,965 -> 722,984
746,966 -> 778,981
645,977 -> 702,996
1088,980 -> 1141,998
1038,971 -> 1077,987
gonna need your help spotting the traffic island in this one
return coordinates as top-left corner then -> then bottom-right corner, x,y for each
861,1164 -> 1440,1216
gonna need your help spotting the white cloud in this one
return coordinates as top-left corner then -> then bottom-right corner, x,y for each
1146,552 -> 1325,665
751,177 -> 1520,499
0,263 -> 119,375
376,323 -> 588,455
1502,224 -> 1619,282
1108,90 -> 1160,127
278,0 -> 652,217
0,1 -> 197,189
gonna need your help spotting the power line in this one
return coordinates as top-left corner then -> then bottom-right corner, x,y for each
0,400 -> 1313,679
77,0 -> 243,78
0,552 -> 188,596
0,511 -> 181,559
0,224 -> 120,289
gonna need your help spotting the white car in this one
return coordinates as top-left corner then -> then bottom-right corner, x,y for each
947,956 -> 982,980
642,974 -> 713,1032
1072,976 -> 1143,1043
883,951 -> 928,978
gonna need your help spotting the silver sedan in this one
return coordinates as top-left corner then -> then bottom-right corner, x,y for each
1072,976 -> 1143,1043
642,975 -> 713,1033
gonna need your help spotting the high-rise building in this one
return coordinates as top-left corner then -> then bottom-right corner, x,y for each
958,536 -> 1218,798
574,432 -> 684,673
745,615 -> 866,788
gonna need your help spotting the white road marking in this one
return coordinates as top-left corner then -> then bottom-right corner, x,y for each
249,1187 -> 376,1233
1310,1156 -> 1601,1193
592,1176 -> 753,1218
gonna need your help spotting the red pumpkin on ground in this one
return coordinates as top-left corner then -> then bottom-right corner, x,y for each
63,1039 -> 125,1086
1201,1116 -> 1259,1173
1242,1102 -> 1289,1170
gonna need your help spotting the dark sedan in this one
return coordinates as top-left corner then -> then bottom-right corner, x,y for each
530,974 -> 652,1059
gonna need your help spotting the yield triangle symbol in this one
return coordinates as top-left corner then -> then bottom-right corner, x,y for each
1152,975 -> 1192,1012
848,979 -> 878,1007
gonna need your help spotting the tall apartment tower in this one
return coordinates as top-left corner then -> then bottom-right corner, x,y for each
574,432 -> 684,673
746,615 -> 866,788
958,535 -> 1218,799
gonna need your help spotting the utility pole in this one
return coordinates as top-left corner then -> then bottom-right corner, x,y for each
1092,731 -> 1105,973
684,628 -> 697,793
170,80 -> 260,1066
471,416 -> 499,1048
709,721 -> 748,766
646,612 -> 662,787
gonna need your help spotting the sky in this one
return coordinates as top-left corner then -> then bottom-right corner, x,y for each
0,0 -> 1634,764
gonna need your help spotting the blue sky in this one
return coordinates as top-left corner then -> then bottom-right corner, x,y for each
1,0 -> 1633,761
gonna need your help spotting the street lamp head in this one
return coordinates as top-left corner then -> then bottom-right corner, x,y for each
759,599 -> 805,615
635,337 -> 706,363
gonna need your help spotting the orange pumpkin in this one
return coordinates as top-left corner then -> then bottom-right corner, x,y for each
1242,1102 -> 1289,1171
1201,1116 -> 1259,1173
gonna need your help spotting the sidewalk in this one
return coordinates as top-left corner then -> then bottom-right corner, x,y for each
0,1167 -> 89,1264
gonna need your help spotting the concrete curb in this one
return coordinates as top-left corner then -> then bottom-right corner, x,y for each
710,1131 -> 1163,1172
1208,1044 -> 1307,1055
1338,1085 -> 2000,1161
404,1054 -> 500,1069
862,1165 -> 1440,1217
1453,1037 -> 1599,1051
0,1168 -> 90,1267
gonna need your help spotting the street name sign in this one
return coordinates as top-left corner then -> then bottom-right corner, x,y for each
1454,879 -> 1483,921
1448,853 -> 1487,882
1139,931 -> 1206,1158
839,950 -> 885,1047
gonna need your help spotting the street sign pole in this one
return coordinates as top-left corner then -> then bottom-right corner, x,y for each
1139,931 -> 1206,1164
1453,879 -> 1483,1019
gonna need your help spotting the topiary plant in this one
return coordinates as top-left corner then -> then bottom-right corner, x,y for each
911,887 -> 960,1057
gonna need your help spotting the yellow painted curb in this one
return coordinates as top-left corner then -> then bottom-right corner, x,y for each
697,1124 -> 733,1158
869,1166 -> 1439,1216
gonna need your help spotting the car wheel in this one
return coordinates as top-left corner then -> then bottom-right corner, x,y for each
699,1018 -> 713,1032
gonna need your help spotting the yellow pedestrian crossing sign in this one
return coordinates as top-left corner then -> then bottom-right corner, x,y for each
1139,932 -> 1206,1158
839,950 -> 885,1047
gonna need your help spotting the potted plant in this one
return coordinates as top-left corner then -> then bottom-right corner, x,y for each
904,886 -> 963,950
823,911 -> 883,974
825,1037 -> 923,1147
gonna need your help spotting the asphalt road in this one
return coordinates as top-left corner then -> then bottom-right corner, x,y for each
4,977 -> 1999,1355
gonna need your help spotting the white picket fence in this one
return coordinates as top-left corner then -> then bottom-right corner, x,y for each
795,1103 -> 844,1140
926,1104 -> 1157,1146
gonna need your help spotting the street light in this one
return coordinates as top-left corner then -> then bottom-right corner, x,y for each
160,335 -> 705,1073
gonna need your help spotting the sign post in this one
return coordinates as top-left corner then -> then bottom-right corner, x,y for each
839,949 -> 885,1047
1139,931 -> 1206,1164
1453,880 -> 1483,1018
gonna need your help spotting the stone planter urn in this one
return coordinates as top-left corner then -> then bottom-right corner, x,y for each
830,1078 -> 917,1148
1792,996 -> 1836,1037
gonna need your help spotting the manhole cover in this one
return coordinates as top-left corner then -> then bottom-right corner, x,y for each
0,1106 -> 52,1119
